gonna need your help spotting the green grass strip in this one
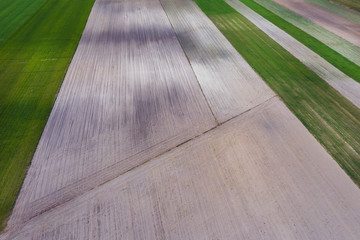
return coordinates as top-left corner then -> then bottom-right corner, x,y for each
235,0 -> 360,84
0,0 -> 95,231
194,0 -> 360,185
0,0 -> 46,46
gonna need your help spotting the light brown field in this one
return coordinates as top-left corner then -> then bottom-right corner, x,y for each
273,0 -> 360,47
2,0 -> 360,238
159,0 -> 275,122
7,0 -> 281,229
2,98 -> 360,239
226,0 -> 360,108
7,0 -> 218,227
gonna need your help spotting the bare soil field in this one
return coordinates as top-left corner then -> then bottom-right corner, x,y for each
6,0 -> 280,228
225,0 -> 360,108
6,0 -> 217,227
2,0 -> 360,238
159,0 -> 275,122
2,98 -> 360,239
273,0 -> 360,48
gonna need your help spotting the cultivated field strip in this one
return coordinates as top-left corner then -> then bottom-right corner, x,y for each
225,0 -> 360,108
8,0 -> 217,227
306,0 -> 360,26
273,0 -> 360,48
159,0 -> 275,122
325,0 -> 360,13
2,98 -> 360,239
239,0 -> 360,85
254,0 -> 360,67
196,0 -> 360,185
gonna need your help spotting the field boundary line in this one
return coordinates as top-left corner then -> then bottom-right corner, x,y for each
1,95 -> 277,235
158,0 -> 219,125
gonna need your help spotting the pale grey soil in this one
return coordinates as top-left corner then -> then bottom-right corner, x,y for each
2,0 -> 360,239
2,98 -> 360,239
159,0 -> 275,122
7,0 -> 218,227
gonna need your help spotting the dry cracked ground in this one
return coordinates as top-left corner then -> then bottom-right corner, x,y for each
1,0 -> 360,239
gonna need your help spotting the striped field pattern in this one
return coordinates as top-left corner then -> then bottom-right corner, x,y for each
1,0 -> 360,238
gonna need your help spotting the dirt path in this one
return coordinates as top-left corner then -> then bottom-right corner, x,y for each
274,0 -> 360,47
226,0 -> 360,108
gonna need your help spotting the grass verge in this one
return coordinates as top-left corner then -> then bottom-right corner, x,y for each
194,0 -> 360,185
0,0 -> 95,231
235,0 -> 360,84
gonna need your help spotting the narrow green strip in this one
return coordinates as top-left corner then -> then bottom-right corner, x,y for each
0,0 -> 95,231
236,0 -> 360,84
194,0 -> 360,186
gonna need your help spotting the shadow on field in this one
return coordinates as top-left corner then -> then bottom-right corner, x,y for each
80,26 -> 176,46
124,83 -> 188,140
175,28 -> 233,61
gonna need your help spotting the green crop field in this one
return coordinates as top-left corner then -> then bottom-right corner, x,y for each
0,0 -> 95,231
194,0 -> 360,185
236,0 -> 360,84
0,0 -> 45,46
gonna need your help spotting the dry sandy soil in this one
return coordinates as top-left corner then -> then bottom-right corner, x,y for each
273,0 -> 360,47
226,0 -> 360,108
2,0 -> 360,238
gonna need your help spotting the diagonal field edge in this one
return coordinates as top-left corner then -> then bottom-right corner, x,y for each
225,0 -> 360,108
193,0 -> 360,187
0,0 -> 96,231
